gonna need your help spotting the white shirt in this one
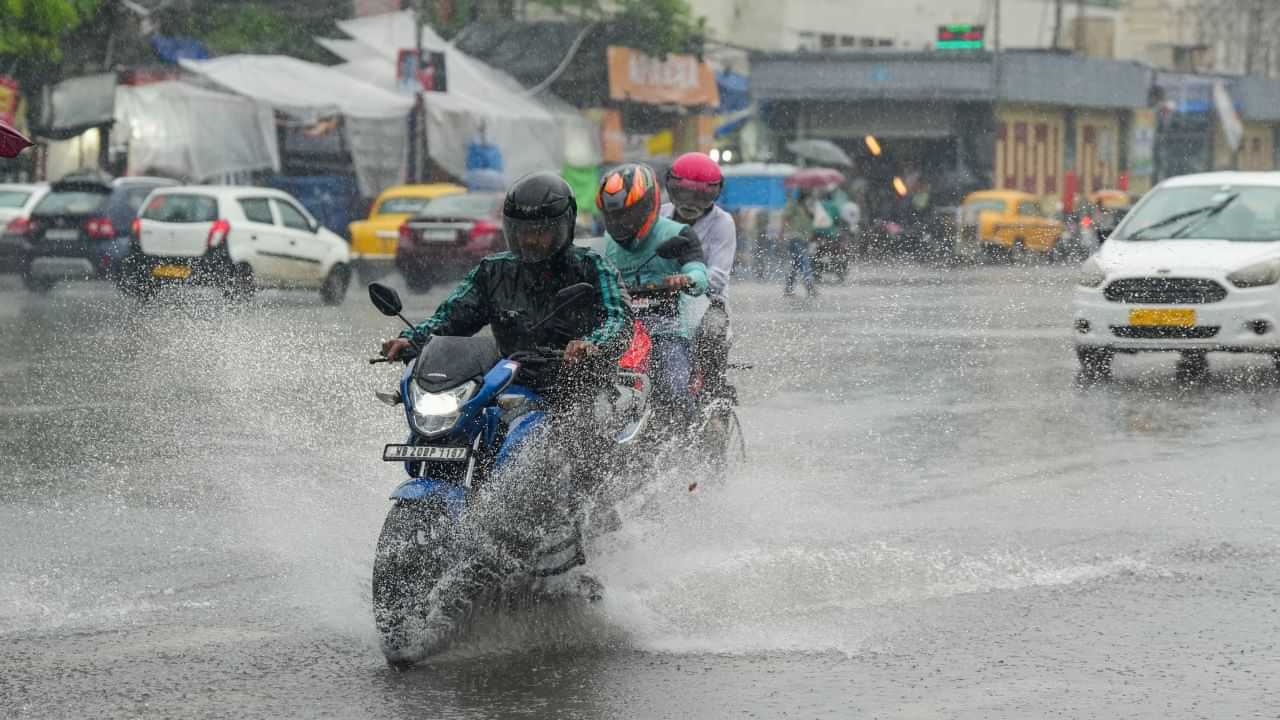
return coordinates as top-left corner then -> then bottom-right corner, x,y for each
660,203 -> 735,301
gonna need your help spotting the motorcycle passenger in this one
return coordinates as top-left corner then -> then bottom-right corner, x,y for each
660,151 -> 736,397
597,162 -> 709,430
382,171 -> 633,401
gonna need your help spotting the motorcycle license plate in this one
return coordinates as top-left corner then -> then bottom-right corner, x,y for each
383,444 -> 469,462
1129,308 -> 1195,327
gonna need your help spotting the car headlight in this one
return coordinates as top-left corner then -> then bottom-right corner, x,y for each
1227,259 -> 1280,288
1077,257 -> 1107,288
409,380 -> 477,436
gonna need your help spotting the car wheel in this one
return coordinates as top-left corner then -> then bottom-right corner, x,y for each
1009,239 -> 1028,264
1176,351 -> 1209,380
22,273 -> 55,293
223,262 -> 255,301
1076,347 -> 1113,379
320,264 -> 350,306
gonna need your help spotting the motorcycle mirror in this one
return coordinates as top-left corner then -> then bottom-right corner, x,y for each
368,283 -> 403,317
655,233 -> 697,260
554,282 -> 594,305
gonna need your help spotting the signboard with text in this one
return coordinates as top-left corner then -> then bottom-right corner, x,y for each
936,24 -> 985,50
397,49 -> 448,95
606,46 -> 719,107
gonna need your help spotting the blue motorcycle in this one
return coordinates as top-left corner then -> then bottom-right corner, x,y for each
365,283 -> 651,666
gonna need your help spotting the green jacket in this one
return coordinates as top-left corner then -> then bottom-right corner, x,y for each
783,198 -> 815,241
400,248 -> 633,361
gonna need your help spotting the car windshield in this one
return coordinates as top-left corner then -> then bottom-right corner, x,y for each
34,189 -> 109,215
1118,185 -> 1280,242
141,194 -> 219,223
376,197 -> 435,215
960,198 -> 1005,224
0,190 -> 31,208
419,193 -> 500,218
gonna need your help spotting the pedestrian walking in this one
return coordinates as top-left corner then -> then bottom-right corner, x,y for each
782,189 -> 817,297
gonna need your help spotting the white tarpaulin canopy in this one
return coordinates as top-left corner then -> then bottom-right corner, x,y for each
112,81 -> 279,181
325,11 -> 600,180
179,54 -> 415,195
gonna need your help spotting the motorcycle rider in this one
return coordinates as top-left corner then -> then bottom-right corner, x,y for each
380,173 -> 634,588
661,152 -> 736,396
382,171 -> 632,378
597,162 -> 709,430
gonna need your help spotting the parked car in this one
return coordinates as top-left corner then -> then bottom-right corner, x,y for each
1073,172 -> 1280,377
123,186 -> 352,305
396,191 -> 504,293
958,189 -> 1065,262
13,173 -> 176,292
0,182 -> 49,272
348,182 -> 463,284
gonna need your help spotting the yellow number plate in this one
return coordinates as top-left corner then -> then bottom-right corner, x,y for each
1129,308 -> 1196,327
151,264 -> 192,280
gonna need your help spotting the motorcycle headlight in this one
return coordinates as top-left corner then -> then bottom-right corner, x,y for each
1228,259 -> 1280,288
409,380 -> 477,436
1077,257 -> 1107,288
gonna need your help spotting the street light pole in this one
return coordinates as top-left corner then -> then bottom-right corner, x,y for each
1052,0 -> 1064,50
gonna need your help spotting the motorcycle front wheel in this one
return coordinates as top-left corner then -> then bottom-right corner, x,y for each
372,500 -> 498,666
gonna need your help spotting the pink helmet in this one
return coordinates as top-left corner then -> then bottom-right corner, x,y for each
666,152 -> 723,218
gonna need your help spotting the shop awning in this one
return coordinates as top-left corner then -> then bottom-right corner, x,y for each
112,80 -> 278,180
752,51 -> 1151,109
40,73 -> 117,139
180,54 -> 414,195
324,11 -> 600,180
752,52 -> 993,103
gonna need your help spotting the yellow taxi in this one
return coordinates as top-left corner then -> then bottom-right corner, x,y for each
959,189 -> 1065,260
349,183 -> 463,280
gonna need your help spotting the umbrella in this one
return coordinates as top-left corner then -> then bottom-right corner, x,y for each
787,139 -> 853,167
0,118 -> 32,158
784,167 -> 846,190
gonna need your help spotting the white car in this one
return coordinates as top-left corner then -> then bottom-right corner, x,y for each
124,186 -> 351,304
0,182 -> 49,227
1073,172 -> 1280,375
0,182 -> 49,271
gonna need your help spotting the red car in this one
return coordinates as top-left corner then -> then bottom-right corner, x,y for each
396,191 -> 504,293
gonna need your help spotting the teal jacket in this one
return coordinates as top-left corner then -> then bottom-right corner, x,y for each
604,216 -> 708,337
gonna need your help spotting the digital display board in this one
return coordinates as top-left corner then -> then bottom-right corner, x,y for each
937,24 -> 986,50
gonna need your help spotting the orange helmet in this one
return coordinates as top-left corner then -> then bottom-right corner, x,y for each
596,163 -> 660,248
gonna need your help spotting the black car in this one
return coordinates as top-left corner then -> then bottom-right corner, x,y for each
9,173 -> 176,292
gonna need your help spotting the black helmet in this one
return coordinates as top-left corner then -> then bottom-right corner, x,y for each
502,172 -> 577,263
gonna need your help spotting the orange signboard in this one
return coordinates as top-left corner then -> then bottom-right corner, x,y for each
607,46 -> 719,107
0,76 -> 18,126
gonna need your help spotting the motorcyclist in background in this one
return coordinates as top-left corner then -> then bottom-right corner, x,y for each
597,162 -> 709,431
661,152 -> 736,396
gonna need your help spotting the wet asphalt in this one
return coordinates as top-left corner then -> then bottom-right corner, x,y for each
1,262 -> 1278,719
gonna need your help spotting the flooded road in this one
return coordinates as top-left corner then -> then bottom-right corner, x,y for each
3,264 -> 1279,718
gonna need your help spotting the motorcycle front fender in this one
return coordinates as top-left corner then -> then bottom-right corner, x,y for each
389,477 -> 466,519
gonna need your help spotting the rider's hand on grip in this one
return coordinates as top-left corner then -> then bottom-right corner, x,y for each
564,340 -> 598,364
662,274 -> 692,290
381,337 -> 414,361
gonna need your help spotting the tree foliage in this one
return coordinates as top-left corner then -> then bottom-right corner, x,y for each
0,0 -> 100,65
156,0 -> 352,64
530,0 -> 704,56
